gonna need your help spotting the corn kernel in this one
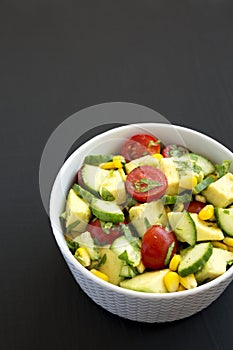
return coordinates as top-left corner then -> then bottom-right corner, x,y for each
113,159 -> 123,168
164,271 -> 180,292
195,194 -> 206,203
177,284 -> 186,291
74,247 -> 91,267
100,161 -> 115,169
152,153 -> 163,160
198,204 -> 214,221
212,241 -> 228,250
179,274 -> 197,289
223,237 -> 233,248
227,246 -> 233,252
90,269 -> 109,282
169,254 -> 181,271
118,168 -> 127,181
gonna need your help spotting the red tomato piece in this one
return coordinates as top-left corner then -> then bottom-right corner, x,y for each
162,144 -> 189,158
87,219 -> 123,245
122,134 -> 160,162
125,166 -> 168,203
141,225 -> 178,270
186,200 -> 206,214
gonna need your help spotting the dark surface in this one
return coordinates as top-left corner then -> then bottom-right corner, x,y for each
1,1 -> 233,349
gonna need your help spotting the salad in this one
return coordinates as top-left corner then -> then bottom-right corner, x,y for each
61,133 -> 233,293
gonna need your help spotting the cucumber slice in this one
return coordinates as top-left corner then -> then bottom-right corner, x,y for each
84,154 -> 114,165
167,210 -> 197,246
81,164 -> 109,195
193,176 -> 215,194
119,262 -> 138,278
215,208 -> 233,237
162,192 -> 192,205
178,242 -> 213,277
72,183 -> 96,203
91,198 -> 125,223
190,153 -> 215,176
110,235 -> 141,267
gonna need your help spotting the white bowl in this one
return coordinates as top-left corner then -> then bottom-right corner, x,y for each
49,123 -> 233,323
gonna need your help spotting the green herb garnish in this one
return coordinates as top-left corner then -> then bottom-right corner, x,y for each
66,220 -> 81,232
134,178 -> 161,192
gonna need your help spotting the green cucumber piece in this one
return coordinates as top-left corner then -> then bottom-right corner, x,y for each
193,176 -> 215,194
178,242 -> 213,277
167,210 -> 197,246
72,183 -> 97,203
110,235 -> 141,267
81,164 -> 109,195
215,207 -> 233,237
119,262 -> 138,278
84,154 -> 114,165
162,192 -> 192,205
91,198 -> 124,223
190,153 -> 215,176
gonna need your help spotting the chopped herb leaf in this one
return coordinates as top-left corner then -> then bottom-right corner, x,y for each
148,140 -> 160,148
215,160 -> 231,178
164,242 -> 175,266
66,220 -> 81,232
134,178 -> 161,193
144,217 -> 151,230
223,209 -> 230,215
66,239 -> 79,254
118,250 -> 133,265
60,211 -> 67,220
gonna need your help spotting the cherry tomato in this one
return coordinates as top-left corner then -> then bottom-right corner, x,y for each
186,200 -> 206,214
162,144 -> 189,158
122,134 -> 160,162
76,167 -> 85,188
125,166 -> 168,203
141,225 -> 178,270
87,219 -> 123,245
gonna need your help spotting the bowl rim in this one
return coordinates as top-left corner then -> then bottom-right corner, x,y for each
49,122 -> 233,299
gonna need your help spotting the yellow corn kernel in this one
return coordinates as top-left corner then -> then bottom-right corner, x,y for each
198,204 -> 214,221
164,271 -> 180,292
152,153 -> 163,160
118,168 -> 127,181
136,260 -> 146,274
179,176 -> 197,189
223,237 -> 233,248
74,247 -> 91,267
100,161 -> 116,170
179,274 -> 197,289
227,246 -> 233,252
195,194 -> 206,203
90,269 -> 109,282
113,159 -> 123,168
212,241 -> 228,250
177,284 -> 186,291
169,254 -> 181,271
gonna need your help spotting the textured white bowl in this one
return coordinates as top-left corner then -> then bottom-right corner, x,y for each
49,123 -> 233,323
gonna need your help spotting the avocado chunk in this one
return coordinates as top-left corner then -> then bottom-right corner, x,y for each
190,213 -> 224,241
98,248 -> 124,285
120,269 -> 169,293
99,170 -> 127,205
158,158 -> 179,195
195,248 -> 233,284
65,189 -> 92,233
202,173 -> 233,208
129,200 -> 167,237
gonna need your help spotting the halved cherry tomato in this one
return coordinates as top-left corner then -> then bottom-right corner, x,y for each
186,200 -> 206,214
141,225 -> 178,270
162,144 -> 189,158
121,134 -> 160,162
125,166 -> 168,203
87,219 -> 123,245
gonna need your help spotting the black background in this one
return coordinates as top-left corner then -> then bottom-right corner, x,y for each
1,1 -> 233,349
